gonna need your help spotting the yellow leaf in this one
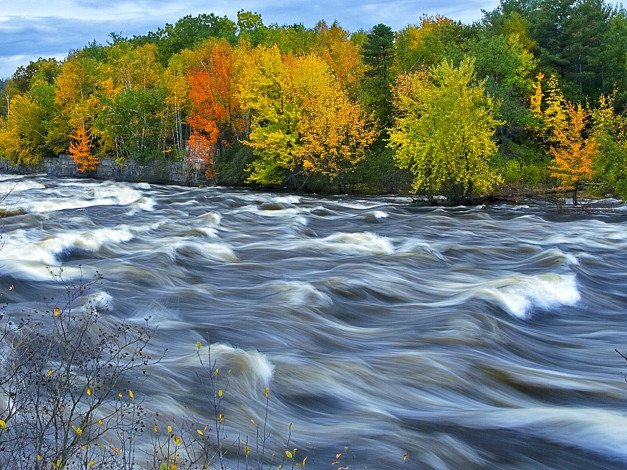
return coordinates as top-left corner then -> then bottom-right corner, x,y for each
196,341 -> 202,349
403,453 -> 408,461
196,429 -> 203,436
217,389 -> 223,398
128,390 -> 134,399
47,369 -> 53,376
219,413 -> 224,422
118,392 -> 123,398
154,424 -> 158,432
111,446 -> 121,454
167,425 -> 172,434
250,419 -> 256,425
98,419 -> 103,425
173,435 -> 182,445
302,457 -> 308,465
245,445 -> 250,455
37,455 -> 42,461
72,425 -> 83,436
89,460 -> 95,467
53,307 -> 60,316
214,368 -> 219,376
264,387 -> 269,398
0,419 -> 6,429
285,450 -> 293,459
86,388 -> 91,396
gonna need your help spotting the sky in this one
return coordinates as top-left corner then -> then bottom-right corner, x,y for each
0,0 -> 501,79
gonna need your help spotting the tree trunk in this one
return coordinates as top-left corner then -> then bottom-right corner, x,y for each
573,180 -> 579,205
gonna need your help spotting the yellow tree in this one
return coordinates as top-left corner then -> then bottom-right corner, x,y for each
237,45 -> 373,186
389,59 -> 502,203
549,103 -> 598,204
531,74 -> 599,204
294,54 -> 375,181
69,125 -> 98,172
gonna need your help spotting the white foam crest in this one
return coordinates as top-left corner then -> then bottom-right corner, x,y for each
81,291 -> 114,312
0,179 -> 46,194
195,211 -> 222,226
272,195 -> 301,204
264,280 -> 333,308
2,226 -> 135,265
313,232 -> 394,256
167,239 -> 238,262
177,343 -> 275,388
18,185 -> 144,213
135,182 -> 151,190
480,273 -> 580,319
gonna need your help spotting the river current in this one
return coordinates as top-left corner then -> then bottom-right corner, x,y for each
1,174 -> 627,469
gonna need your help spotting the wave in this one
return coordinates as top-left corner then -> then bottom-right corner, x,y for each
479,273 -> 580,319
310,232 -> 394,256
3,225 -> 136,266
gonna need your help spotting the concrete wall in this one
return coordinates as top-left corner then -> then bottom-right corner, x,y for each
0,154 -> 210,186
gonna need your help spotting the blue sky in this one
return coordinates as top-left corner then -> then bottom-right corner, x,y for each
0,0 -> 500,78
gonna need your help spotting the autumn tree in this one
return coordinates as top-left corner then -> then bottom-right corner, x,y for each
531,74 -> 599,204
388,59 -> 503,203
238,45 -> 374,186
69,125 -> 98,172
187,41 -> 242,177
549,103 -> 598,204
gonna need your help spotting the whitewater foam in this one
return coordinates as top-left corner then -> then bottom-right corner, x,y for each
481,273 -> 580,319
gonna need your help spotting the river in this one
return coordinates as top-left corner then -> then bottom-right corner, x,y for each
1,174 -> 627,469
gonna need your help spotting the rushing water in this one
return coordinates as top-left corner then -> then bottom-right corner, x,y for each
1,174 -> 627,469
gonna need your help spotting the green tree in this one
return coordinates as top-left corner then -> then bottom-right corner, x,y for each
361,23 -> 395,128
388,59 -> 503,203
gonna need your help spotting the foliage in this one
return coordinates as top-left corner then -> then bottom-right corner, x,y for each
360,24 -> 395,128
389,59 -> 503,202
531,73 -> 599,204
0,5 -> 626,200
69,125 -> 98,172
0,269 -> 153,468
238,46 -> 373,187
592,93 -> 627,199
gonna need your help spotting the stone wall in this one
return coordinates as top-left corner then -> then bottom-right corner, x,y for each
0,154 -> 210,186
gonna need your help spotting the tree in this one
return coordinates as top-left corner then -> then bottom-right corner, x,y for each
69,125 -> 98,172
592,93 -> 627,198
187,41 -> 243,177
532,74 -> 599,204
388,59 -> 503,202
238,45 -> 374,186
361,24 -> 395,128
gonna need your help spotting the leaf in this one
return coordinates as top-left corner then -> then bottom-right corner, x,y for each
196,341 -> 202,349
72,425 -> 83,436
196,429 -> 204,436
167,425 -> 172,434
128,389 -> 134,399
47,368 -> 53,376
250,419 -> 256,425
161,463 -> 167,470
0,419 -> 6,429
264,387 -> 269,398
217,389 -> 223,397
285,450 -> 293,459
173,434 -> 182,445
86,388 -> 91,396
89,459 -> 95,467
54,307 -> 60,316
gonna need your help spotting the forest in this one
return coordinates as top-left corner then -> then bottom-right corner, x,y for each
0,0 -> 626,203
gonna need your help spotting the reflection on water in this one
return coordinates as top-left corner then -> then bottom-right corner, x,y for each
2,174 -> 627,469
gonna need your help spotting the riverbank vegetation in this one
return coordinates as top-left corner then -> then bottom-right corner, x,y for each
0,1 -> 625,203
